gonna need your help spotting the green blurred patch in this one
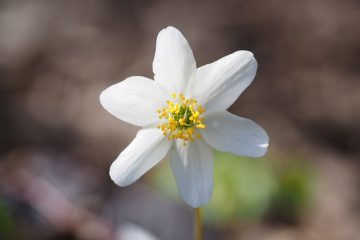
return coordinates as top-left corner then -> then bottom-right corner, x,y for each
267,159 -> 314,223
152,151 -> 314,225
203,152 -> 276,224
0,197 -> 16,240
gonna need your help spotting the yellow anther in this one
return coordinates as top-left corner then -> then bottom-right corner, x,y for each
187,128 -> 194,135
156,92 -> 206,146
198,106 -> 205,114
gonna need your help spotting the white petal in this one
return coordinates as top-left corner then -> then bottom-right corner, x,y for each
100,76 -> 167,126
110,128 -> 172,186
153,26 -> 196,94
201,111 -> 269,158
170,140 -> 213,208
193,51 -> 257,111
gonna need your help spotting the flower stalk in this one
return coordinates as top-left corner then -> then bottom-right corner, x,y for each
194,208 -> 203,240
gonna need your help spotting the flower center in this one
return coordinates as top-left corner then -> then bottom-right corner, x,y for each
157,93 -> 206,146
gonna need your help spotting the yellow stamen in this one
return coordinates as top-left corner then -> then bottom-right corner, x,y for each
156,93 -> 206,145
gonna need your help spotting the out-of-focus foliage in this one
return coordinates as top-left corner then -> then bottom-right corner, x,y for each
0,198 -> 15,240
267,159 -> 314,223
204,152 -> 275,224
153,152 -> 314,225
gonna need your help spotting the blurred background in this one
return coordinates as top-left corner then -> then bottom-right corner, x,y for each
0,0 -> 359,239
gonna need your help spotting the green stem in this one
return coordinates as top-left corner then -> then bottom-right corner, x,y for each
194,208 -> 203,240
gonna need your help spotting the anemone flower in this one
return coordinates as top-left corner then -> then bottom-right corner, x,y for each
100,26 -> 269,208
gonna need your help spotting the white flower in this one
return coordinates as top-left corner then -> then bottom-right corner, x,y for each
100,26 -> 269,208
